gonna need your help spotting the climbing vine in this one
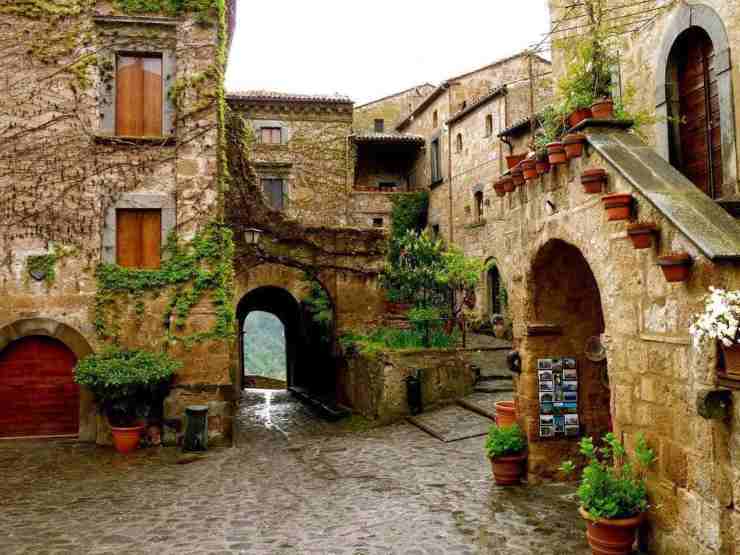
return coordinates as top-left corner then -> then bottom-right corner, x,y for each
25,245 -> 76,286
94,222 -> 235,346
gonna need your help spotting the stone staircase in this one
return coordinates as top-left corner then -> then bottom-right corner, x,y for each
458,334 -> 515,421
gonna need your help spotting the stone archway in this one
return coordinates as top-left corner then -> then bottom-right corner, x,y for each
655,3 -> 737,194
519,239 -> 611,478
0,318 -> 96,441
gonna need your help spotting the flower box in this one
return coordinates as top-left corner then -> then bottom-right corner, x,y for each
581,168 -> 607,194
601,193 -> 633,221
656,252 -> 692,282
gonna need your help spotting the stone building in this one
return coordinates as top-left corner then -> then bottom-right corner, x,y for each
430,2 -> 740,553
353,83 -> 435,134
0,0 -> 235,442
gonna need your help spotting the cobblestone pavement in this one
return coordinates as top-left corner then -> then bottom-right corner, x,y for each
2,390 -> 590,555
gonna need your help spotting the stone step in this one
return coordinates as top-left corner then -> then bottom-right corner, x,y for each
288,386 -> 350,421
477,373 -> 512,382
457,391 -> 515,421
474,382 -> 514,393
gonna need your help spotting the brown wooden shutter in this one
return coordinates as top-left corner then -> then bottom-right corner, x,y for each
116,209 -> 161,268
116,55 -> 163,137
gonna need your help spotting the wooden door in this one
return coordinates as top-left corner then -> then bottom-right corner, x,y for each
0,336 -> 79,438
677,28 -> 723,198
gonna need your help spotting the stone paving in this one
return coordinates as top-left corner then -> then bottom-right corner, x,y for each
1,389 -> 591,555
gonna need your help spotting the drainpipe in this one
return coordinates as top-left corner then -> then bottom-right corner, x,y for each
447,87 -> 454,245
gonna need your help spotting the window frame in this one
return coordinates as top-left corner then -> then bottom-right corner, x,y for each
430,136 -> 442,184
260,176 -> 287,211
374,119 -> 385,133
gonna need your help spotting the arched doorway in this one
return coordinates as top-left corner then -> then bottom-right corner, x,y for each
242,311 -> 287,388
0,336 -> 79,438
666,26 -> 723,198
523,240 -> 611,476
487,263 -> 504,318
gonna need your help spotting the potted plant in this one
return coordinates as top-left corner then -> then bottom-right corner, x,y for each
510,164 -> 525,187
485,424 -> 527,485
592,97 -> 615,119
535,149 -> 551,175
74,347 -> 181,454
656,252 -> 692,283
626,222 -> 657,250
506,153 -> 526,170
563,133 -> 586,159
601,193 -> 633,221
581,168 -> 607,194
501,176 -> 515,194
547,142 -> 567,165
494,179 -> 506,198
568,106 -> 593,128
690,287 -> 740,377
521,157 -> 538,181
561,433 -> 655,555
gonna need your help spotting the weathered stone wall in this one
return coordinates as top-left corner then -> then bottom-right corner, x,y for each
340,349 -> 476,422
354,84 -> 435,133
0,1 -> 230,441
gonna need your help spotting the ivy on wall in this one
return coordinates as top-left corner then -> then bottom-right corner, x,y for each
94,222 -> 235,346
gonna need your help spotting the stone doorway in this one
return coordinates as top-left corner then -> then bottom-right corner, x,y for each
522,239 -> 612,477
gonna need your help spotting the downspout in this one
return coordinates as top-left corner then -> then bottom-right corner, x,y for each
448,86 -> 454,245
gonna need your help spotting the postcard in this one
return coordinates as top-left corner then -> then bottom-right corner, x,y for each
562,381 -> 578,392
538,370 -> 553,382
540,425 -> 554,437
539,380 -> 554,392
564,414 -> 579,426
565,425 -> 580,437
563,368 -> 578,380
537,358 -> 552,370
564,358 -> 577,369
563,391 -> 578,402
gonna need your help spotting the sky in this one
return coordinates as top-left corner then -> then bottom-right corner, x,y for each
225,0 -> 552,105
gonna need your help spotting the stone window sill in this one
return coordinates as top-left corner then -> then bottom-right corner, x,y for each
94,134 -> 176,146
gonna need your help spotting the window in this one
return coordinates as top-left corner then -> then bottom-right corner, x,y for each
372,217 -> 384,228
379,181 -> 397,192
431,224 -> 440,238
432,110 -> 438,128
115,54 -> 163,137
456,133 -> 463,153
261,178 -> 285,210
260,127 -> 282,144
460,100 -> 467,110
374,119 -> 385,133
474,191 -> 484,222
485,114 -> 493,137
116,209 -> 161,268
430,137 -> 442,183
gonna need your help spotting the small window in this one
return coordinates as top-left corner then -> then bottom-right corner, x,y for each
430,137 -> 442,183
379,181 -> 397,192
431,224 -> 440,238
116,209 -> 161,268
372,217 -> 384,228
485,114 -> 493,137
261,177 -> 285,210
460,100 -> 467,110
456,133 -> 463,153
374,119 -> 385,133
432,110 -> 438,128
115,54 -> 163,137
260,127 -> 282,144
474,191 -> 484,222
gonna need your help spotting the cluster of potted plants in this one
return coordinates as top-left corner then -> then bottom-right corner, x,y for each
74,347 -> 181,454
561,433 -> 655,555
690,287 -> 740,377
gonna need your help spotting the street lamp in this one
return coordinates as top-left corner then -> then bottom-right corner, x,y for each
244,228 -> 263,246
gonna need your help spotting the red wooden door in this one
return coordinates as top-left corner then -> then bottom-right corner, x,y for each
0,336 -> 79,438
677,28 -> 723,198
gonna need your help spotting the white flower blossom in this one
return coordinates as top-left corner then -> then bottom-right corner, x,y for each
690,288 -> 740,346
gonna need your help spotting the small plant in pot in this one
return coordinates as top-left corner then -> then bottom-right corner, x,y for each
74,347 -> 181,454
485,424 -> 527,485
560,433 -> 655,555
690,287 -> 740,378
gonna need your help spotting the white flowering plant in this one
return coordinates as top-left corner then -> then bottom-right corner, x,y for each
689,287 -> 740,347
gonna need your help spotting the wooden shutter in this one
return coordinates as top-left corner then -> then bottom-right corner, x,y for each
116,55 -> 163,137
116,209 -> 161,268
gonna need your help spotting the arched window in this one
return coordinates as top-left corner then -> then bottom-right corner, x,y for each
474,191 -> 483,222
432,110 -> 438,128
456,133 -> 463,153
666,27 -> 722,198
656,4 -> 736,198
485,114 -> 493,137
487,265 -> 502,316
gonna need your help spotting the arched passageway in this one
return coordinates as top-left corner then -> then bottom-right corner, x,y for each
523,240 -> 612,476
236,286 -> 336,397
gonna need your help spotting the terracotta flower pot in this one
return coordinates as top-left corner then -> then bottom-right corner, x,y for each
536,159 -> 551,175
490,452 -> 527,486
657,252 -> 692,282
506,153 -> 526,169
601,193 -> 633,221
581,168 -> 607,194
580,507 -> 644,555
111,424 -> 144,454
385,301 -> 412,315
591,98 -> 614,119
567,107 -> 593,128
547,142 -> 567,165
626,222 -> 657,249
511,165 -> 525,187
495,400 -> 516,427
563,133 -> 586,159
501,176 -> 515,193
522,159 -> 538,181
494,180 -> 506,198
722,343 -> 740,377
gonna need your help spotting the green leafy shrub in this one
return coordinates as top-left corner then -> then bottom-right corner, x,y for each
340,326 -> 458,356
485,424 -> 527,459
302,276 -> 333,344
560,433 -> 656,520
74,348 -> 182,427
